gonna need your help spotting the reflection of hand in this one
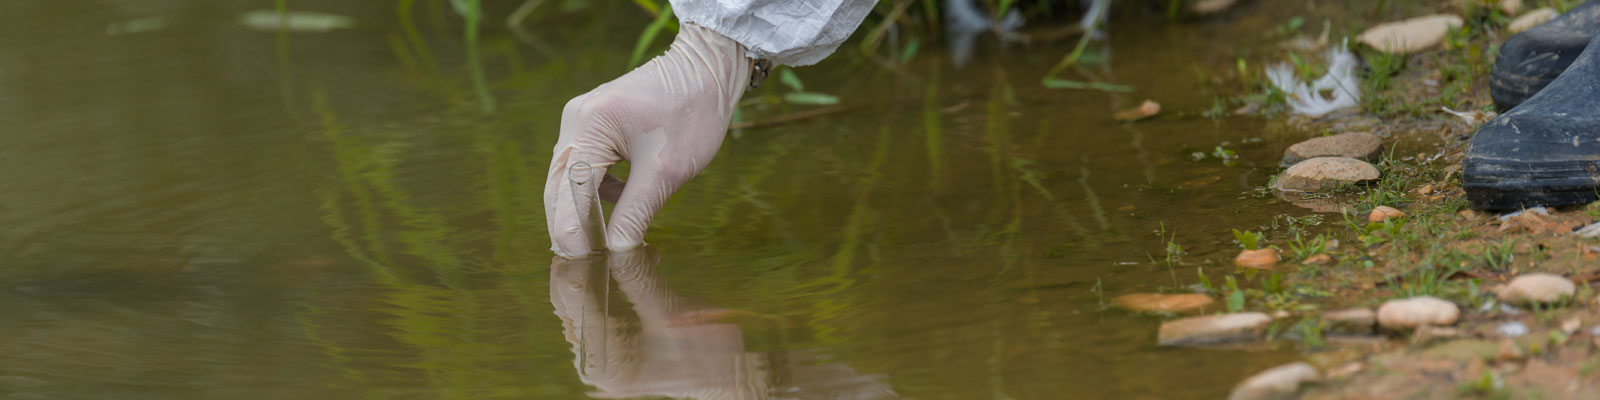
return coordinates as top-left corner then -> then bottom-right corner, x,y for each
543,22 -> 750,258
549,247 -> 764,399
547,247 -> 899,400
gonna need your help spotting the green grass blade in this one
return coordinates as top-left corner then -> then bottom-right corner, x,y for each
628,8 -> 675,69
779,69 -> 804,92
900,38 -> 921,64
1041,77 -> 1133,92
783,92 -> 840,105
630,0 -> 662,16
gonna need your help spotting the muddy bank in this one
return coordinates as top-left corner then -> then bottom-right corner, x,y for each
1153,0 -> 1600,398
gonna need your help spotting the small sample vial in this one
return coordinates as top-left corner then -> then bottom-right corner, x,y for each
567,161 -> 608,255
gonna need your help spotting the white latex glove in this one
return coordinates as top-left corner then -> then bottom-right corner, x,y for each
545,22 -> 751,258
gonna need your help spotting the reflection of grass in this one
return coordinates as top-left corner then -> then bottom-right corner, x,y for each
923,67 -> 945,190
982,75 -> 1028,282
274,4 -> 1203,395
477,135 -> 540,261
291,4 -> 1266,393
315,91 -> 402,285
1014,158 -> 1092,243
395,0 -> 440,77
458,0 -> 496,113
657,132 -> 804,254
295,305 -> 371,386
801,126 -> 891,346
307,87 -> 587,397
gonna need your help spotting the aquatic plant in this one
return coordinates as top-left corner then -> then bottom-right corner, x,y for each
1265,42 -> 1361,117
1285,233 -> 1327,260
776,69 -> 841,105
1232,229 -> 1264,250
449,0 -> 496,113
1210,146 -> 1238,166
1223,275 -> 1245,312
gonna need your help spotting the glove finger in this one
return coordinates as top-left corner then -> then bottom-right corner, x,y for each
604,158 -> 690,251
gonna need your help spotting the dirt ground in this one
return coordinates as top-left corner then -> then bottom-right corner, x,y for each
1216,0 -> 1600,398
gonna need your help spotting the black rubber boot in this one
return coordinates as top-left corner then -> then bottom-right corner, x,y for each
1464,31 -> 1600,211
1490,0 -> 1600,111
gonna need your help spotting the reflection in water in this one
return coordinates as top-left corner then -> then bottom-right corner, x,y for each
549,248 -> 897,400
0,1 -> 1336,398
942,0 -> 1021,68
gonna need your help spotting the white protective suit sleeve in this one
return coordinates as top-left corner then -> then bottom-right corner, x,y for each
670,0 -> 880,66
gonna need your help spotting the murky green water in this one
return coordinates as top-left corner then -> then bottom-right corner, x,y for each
0,2 -> 1366,399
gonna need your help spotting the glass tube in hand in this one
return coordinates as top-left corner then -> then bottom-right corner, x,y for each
567,161 -> 608,255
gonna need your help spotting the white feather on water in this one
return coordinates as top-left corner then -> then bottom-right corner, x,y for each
1266,43 -> 1362,117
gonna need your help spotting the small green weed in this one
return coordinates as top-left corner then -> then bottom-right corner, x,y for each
1224,275 -> 1245,312
1274,16 -> 1305,38
1232,229 -> 1265,250
1285,317 -> 1327,348
1090,278 -> 1108,311
1211,146 -> 1239,167
1481,239 -> 1516,271
1455,370 -> 1508,399
1287,233 -> 1328,260
1154,222 -> 1185,266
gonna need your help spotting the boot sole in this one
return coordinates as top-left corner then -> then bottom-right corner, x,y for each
1464,157 -> 1600,210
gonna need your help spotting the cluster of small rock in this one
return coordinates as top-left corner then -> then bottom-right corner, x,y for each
1272,131 -> 1384,193
1111,268 -> 1585,399
1196,271 -> 1579,400
1118,132 -> 1429,399
1215,4 -> 1582,399
1355,2 -> 1559,56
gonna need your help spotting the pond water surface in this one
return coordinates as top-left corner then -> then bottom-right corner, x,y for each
0,1 -> 1374,399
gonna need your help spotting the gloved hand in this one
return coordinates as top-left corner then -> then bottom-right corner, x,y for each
545,22 -> 751,258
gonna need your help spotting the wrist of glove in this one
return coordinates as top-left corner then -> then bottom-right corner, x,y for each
544,23 -> 752,258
